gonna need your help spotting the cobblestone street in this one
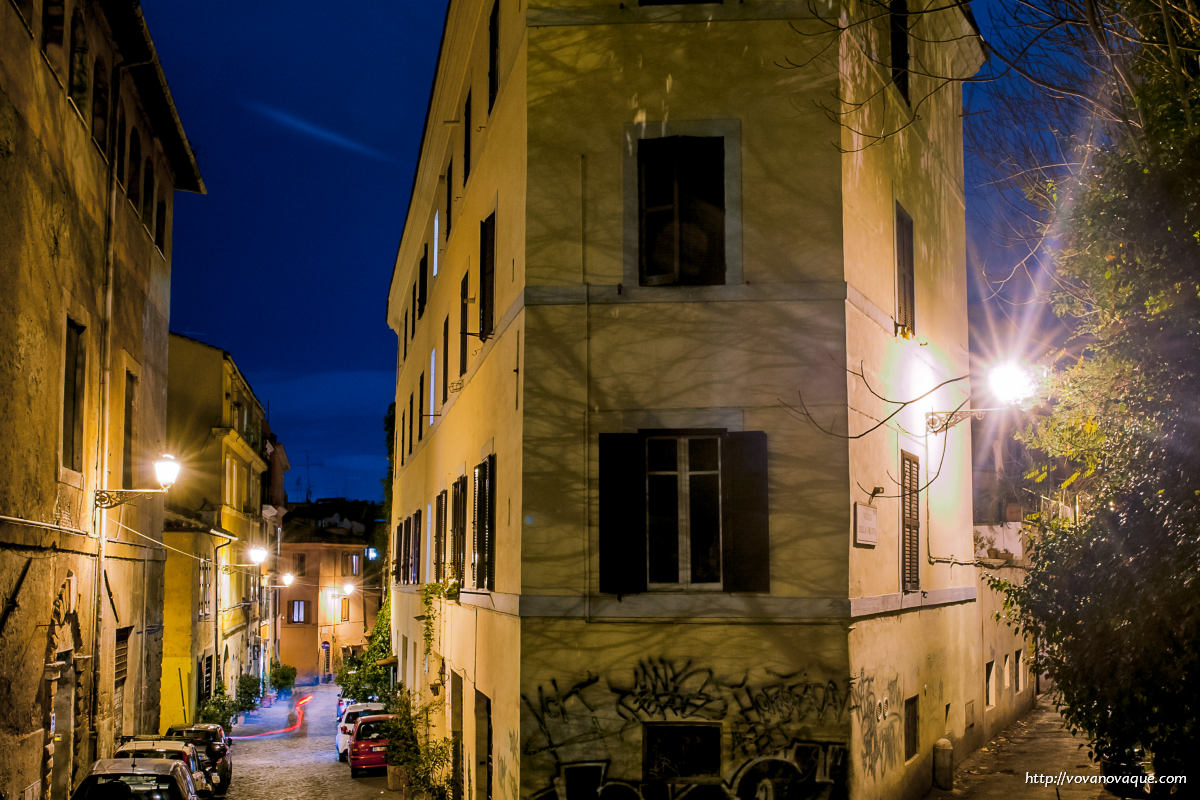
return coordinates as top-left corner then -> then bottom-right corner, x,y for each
226,683 -> 391,799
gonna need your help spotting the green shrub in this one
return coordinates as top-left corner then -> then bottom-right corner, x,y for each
197,684 -> 238,729
269,662 -> 297,694
235,673 -> 262,713
383,687 -> 451,796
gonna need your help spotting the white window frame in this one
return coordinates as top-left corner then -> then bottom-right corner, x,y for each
645,433 -> 723,590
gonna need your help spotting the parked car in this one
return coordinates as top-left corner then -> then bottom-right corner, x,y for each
337,692 -> 380,721
164,724 -> 232,793
113,740 -> 213,796
70,758 -> 199,800
336,702 -> 386,761
348,713 -> 396,778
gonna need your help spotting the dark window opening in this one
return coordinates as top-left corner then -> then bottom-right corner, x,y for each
67,11 -> 87,107
418,245 -> 429,318
479,213 -> 496,341
293,552 -> 307,577
475,690 -> 493,800
459,276 -> 469,375
442,318 -> 450,403
638,136 -> 725,286
114,111 -> 126,186
141,159 -> 155,224
464,92 -> 472,181
412,284 -> 418,338
122,371 -> 136,488
41,0 -> 65,66
643,723 -> 721,780
62,318 -> 86,472
904,695 -> 919,760
473,455 -> 496,590
403,310 -> 409,360
446,162 -> 454,234
901,451 -> 920,592
599,430 -> 768,594
890,0 -> 910,103
155,198 -> 168,250
418,373 -> 425,441
487,1 -> 499,112
127,130 -> 142,209
895,203 -> 915,335
451,672 -> 464,800
90,60 -> 109,150
408,395 -> 414,455
400,409 -> 406,467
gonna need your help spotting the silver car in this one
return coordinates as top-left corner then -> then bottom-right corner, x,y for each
113,740 -> 213,796
70,758 -> 199,800
336,702 -> 386,761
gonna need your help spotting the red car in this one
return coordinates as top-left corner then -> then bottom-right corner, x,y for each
348,714 -> 395,778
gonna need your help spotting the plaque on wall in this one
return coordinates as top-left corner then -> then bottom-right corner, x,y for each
854,502 -> 878,546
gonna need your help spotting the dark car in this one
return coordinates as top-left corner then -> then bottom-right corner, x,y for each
70,758 -> 199,800
164,724 -> 232,794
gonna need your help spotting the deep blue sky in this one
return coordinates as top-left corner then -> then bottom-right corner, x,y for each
142,2 -> 449,502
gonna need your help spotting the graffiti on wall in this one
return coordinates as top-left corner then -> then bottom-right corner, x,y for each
848,670 -> 903,780
522,658 -> 853,800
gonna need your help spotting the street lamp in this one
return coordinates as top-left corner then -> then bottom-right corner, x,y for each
282,572 -> 295,587
248,546 -> 268,565
94,454 -> 181,508
926,363 -> 1038,433
342,583 -> 355,595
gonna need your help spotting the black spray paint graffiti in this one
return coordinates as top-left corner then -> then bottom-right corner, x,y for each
728,673 -> 853,759
521,659 -> 856,800
611,658 -> 729,721
848,670 -> 903,780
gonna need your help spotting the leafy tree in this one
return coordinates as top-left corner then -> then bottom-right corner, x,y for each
197,683 -> 239,729
269,661 -> 297,696
336,590 -> 393,702
234,672 -> 262,714
987,0 -> 1200,788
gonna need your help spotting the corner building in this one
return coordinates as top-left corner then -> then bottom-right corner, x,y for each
387,3 -> 984,799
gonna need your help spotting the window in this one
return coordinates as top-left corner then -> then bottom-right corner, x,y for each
155,197 -> 168,250
451,672 -> 464,800
895,203 -> 914,335
442,318 -> 450,403
433,214 -> 440,276
399,517 -> 410,584
67,11 -> 88,107
392,523 -> 402,582
475,690 -> 493,800
341,596 -> 350,622
459,276 -> 469,375
127,130 -> 141,208
403,310 -> 409,360
91,60 -> 109,149
487,1 -> 499,112
418,372 -> 425,440
141,159 -> 155,224
904,695 -> 918,760
293,553 -> 307,577
412,284 -> 418,338
642,723 -> 721,780
342,552 -> 360,576
901,451 -> 920,592
1003,654 -> 1011,689
463,92 -> 472,181
115,110 -> 126,186
446,162 -> 454,235
198,559 -> 212,617
638,136 -> 725,286
62,318 -> 86,473
410,508 -> 422,584
473,455 -> 496,590
122,371 -> 136,488
452,475 -> 468,582
400,409 -> 406,467
430,351 -> 437,423
479,213 -> 496,341
41,0 -> 64,65
289,600 -> 309,624
418,245 -> 428,317
408,394 -> 414,455
599,430 -> 768,594
890,0 -> 910,103
984,660 -> 995,707
434,490 -> 448,582
1014,650 -> 1023,692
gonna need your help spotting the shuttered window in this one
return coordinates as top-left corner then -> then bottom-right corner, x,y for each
62,318 -> 86,472
895,203 -> 914,335
473,455 -> 496,591
114,628 -> 131,684
452,475 -> 468,583
411,508 -> 423,584
479,213 -> 496,341
599,430 -> 768,594
890,0 -> 910,103
392,523 -> 402,583
901,451 -> 920,592
434,490 -> 448,582
418,245 -> 429,318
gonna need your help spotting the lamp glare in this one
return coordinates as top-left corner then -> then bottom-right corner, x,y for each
248,546 -> 268,565
154,454 -> 181,489
343,583 -> 355,595
989,362 -> 1036,407
282,573 -> 295,587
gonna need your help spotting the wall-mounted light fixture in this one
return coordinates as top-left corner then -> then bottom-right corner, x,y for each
94,454 -> 181,508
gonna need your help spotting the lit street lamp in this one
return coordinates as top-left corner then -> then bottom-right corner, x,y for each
94,454 -> 181,508
926,363 -> 1039,433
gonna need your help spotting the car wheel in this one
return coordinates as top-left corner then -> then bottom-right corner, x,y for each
350,766 -> 360,778
339,750 -> 347,762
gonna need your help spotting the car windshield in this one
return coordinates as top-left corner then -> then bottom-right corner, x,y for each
356,721 -> 388,741
120,750 -> 184,762
72,774 -> 181,800
344,709 -> 378,724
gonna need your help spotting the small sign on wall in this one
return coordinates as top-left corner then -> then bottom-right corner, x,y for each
854,502 -> 878,546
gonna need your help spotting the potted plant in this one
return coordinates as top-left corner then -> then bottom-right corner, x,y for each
269,661 -> 297,698
383,688 -> 452,798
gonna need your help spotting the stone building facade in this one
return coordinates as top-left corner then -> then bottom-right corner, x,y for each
0,1 -> 202,797
387,2 -> 985,800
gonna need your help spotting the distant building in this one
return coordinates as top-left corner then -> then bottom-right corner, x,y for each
162,333 -> 272,728
278,499 -> 383,685
387,2 -> 988,800
0,0 -> 202,796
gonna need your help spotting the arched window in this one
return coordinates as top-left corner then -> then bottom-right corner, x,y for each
115,110 -> 127,185
41,1 -> 65,68
127,130 -> 142,209
141,159 -> 155,225
68,11 -> 88,108
154,196 -> 168,250
90,60 -> 109,150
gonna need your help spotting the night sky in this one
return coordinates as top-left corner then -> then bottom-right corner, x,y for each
141,2 -> 449,503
